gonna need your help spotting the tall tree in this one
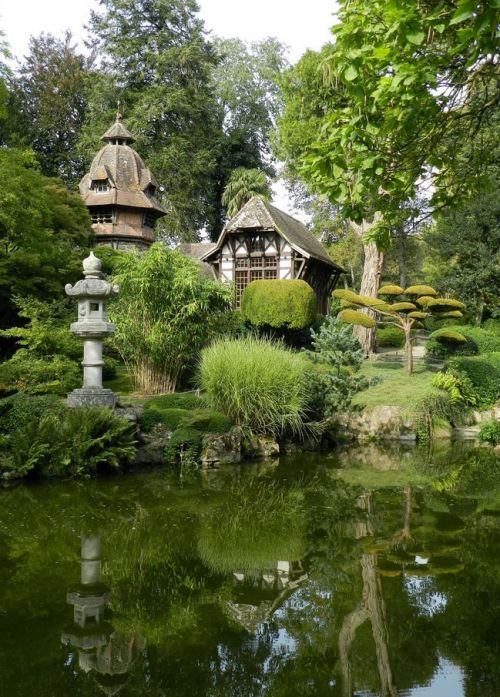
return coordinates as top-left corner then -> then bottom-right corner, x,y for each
11,32 -> 90,185
221,168 -> 272,217
277,2 -> 499,352
82,0 -> 219,243
0,148 -> 91,350
204,37 -> 287,237
424,183 -> 500,324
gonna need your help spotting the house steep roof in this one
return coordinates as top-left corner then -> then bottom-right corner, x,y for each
202,196 -> 344,271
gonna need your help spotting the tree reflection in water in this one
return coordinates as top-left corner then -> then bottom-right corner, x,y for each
0,444 -> 498,696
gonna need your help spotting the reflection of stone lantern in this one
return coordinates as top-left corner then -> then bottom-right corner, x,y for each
65,252 -> 119,408
62,534 -> 145,696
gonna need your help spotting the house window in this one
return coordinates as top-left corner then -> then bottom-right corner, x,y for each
234,255 -> 278,307
249,234 -> 265,253
143,212 -> 156,228
91,208 -> 113,224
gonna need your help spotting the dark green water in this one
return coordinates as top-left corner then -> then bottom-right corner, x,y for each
0,444 -> 499,697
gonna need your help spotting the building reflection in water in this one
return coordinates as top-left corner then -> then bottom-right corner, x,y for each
224,560 -> 307,633
61,535 -> 145,696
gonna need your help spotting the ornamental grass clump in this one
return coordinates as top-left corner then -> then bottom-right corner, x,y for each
199,336 -> 310,437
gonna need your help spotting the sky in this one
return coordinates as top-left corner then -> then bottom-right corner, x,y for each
1,0 -> 338,215
1,1 -> 337,62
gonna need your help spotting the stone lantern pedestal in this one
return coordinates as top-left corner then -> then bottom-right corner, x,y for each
65,252 -> 119,408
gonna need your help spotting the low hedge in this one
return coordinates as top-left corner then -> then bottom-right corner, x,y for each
427,325 -> 500,358
446,352 -> 500,407
241,279 -> 317,329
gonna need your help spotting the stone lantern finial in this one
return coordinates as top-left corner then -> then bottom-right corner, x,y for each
83,251 -> 103,279
65,253 -> 119,408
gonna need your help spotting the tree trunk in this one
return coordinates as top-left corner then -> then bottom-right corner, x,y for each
397,232 -> 407,289
354,239 -> 385,355
405,327 -> 413,375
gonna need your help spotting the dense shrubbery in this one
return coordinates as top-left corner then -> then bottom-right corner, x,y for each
427,324 -> 500,359
110,244 -> 231,394
478,421 -> 500,447
200,336 -> 311,437
0,296 -> 120,396
0,394 -> 136,478
241,279 -> 317,330
432,370 -> 479,407
376,325 -> 405,349
446,353 -> 500,408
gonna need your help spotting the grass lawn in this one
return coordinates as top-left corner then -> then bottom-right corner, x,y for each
353,360 -> 440,409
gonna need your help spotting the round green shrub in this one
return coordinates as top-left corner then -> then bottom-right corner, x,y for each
427,298 -> 466,311
426,335 -> 478,359
404,285 -> 438,296
378,284 -> 404,295
242,279 -> 317,329
388,302 -> 417,312
339,309 -> 376,328
430,329 -> 467,344
199,336 -> 310,436
376,326 -> 405,348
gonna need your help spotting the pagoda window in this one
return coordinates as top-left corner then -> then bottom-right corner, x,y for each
91,208 -> 113,224
92,182 -> 109,193
143,212 -> 156,228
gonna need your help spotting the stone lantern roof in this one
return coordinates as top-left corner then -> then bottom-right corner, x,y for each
79,116 -> 167,216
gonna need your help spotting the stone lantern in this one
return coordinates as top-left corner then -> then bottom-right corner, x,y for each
65,251 -> 119,408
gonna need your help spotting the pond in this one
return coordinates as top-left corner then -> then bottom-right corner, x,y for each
0,443 -> 499,696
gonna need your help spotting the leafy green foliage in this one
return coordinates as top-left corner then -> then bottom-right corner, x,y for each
305,315 -> 368,417
432,370 -> 479,406
478,421 -> 500,447
110,243 -> 231,394
199,336 -> 311,437
446,353 -> 500,407
376,326 -> 405,349
424,185 -> 500,323
0,400 -> 136,478
0,148 -> 91,337
221,170 -> 272,218
294,0 -> 499,227
242,279 -> 317,330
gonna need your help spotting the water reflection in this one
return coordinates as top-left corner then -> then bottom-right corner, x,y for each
0,444 -> 498,696
61,535 -> 145,695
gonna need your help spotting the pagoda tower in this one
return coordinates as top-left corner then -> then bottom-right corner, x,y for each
79,115 -> 167,251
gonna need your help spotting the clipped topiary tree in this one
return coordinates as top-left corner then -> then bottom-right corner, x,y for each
333,285 -> 466,374
241,279 -> 317,330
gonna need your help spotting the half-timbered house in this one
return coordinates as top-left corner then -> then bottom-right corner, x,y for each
182,197 -> 344,312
